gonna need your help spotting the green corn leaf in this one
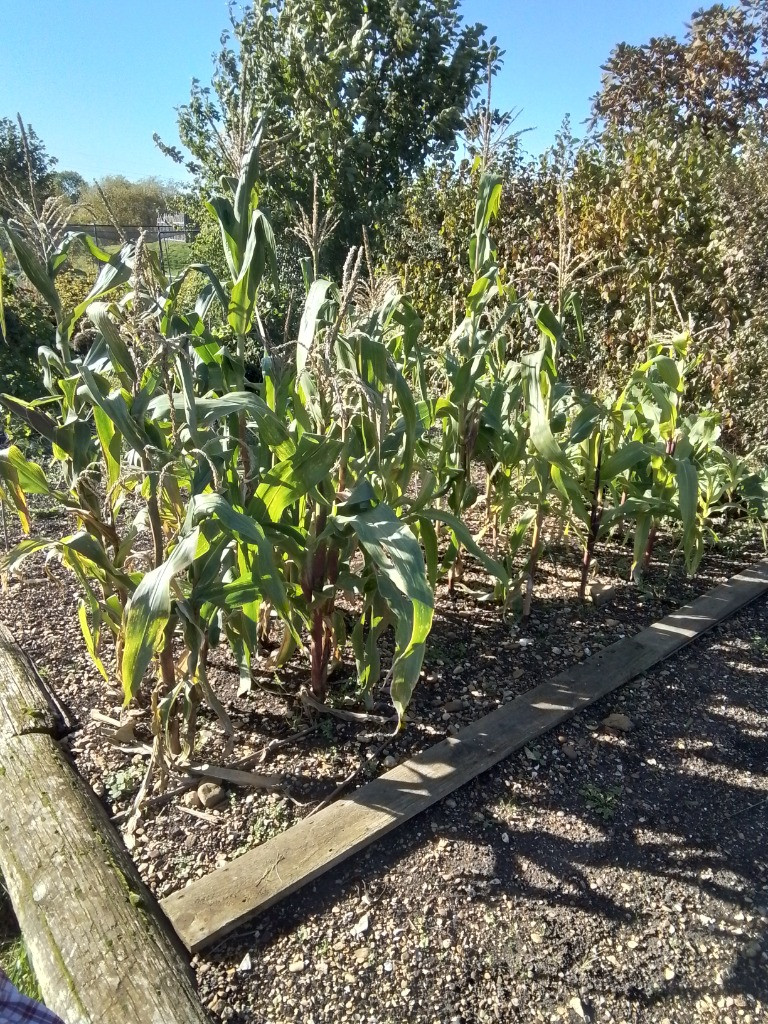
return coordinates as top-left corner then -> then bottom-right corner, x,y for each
532,302 -> 564,350
413,507 -> 508,585
298,279 -> 336,373
551,464 -> 590,527
0,454 -> 30,533
233,117 -> 266,242
186,494 -> 290,618
0,445 -> 49,494
174,352 -> 200,447
0,246 -> 6,341
68,246 -> 133,329
205,196 -> 240,280
3,224 -> 62,317
653,355 -> 681,391
1,537 -> 56,573
88,303 -> 137,385
350,595 -> 389,698
228,209 -> 277,333
148,391 -> 294,459
78,601 -> 109,682
122,528 -> 204,703
375,571 -> 433,727
0,395 -> 76,454
337,501 -> 434,610
253,433 -> 342,522
600,441 -> 651,483
92,405 -> 121,494
522,350 -> 569,471
79,366 -> 149,453
570,402 -> 602,444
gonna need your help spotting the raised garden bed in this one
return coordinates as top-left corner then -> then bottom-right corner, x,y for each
1,501 -> 767,1022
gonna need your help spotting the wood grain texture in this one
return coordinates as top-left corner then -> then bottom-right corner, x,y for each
0,629 -> 210,1024
162,558 -> 768,952
0,621 -> 59,742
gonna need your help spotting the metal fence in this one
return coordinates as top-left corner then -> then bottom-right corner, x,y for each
67,221 -> 199,278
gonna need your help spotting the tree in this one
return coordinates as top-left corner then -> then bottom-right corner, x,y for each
0,116 -> 56,214
569,3 -> 768,359
51,170 -> 87,203
593,1 -> 768,139
157,0 -> 492,254
73,175 -> 180,226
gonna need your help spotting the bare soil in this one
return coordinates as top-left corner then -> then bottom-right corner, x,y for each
1,505 -> 766,1022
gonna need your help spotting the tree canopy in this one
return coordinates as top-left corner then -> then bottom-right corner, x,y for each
0,116 -> 56,214
593,1 -> 768,138
157,0 -> 493,250
73,175 -> 180,226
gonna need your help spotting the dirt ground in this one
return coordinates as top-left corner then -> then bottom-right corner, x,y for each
1,506 -> 767,1022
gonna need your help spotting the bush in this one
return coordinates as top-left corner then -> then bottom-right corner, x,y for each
0,277 -> 50,441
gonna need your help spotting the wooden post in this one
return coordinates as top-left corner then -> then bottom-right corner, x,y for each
0,622 -> 209,1024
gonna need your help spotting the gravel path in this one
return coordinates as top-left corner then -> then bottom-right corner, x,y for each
193,594 -> 768,1023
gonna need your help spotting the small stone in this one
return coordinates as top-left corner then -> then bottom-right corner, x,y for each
382,755 -> 397,769
606,618 -> 620,627
183,790 -> 203,809
512,667 -> 525,680
531,932 -> 544,944
518,638 -> 535,647
444,699 -> 464,713
351,913 -> 370,936
353,948 -> 370,965
551,646 -> 562,656
445,798 -> 457,809
562,743 -> 579,761
288,958 -> 305,973
237,953 -> 252,972
197,782 -> 225,808
587,583 -> 616,608
664,967 -> 676,981
568,995 -> 586,1019
744,940 -> 762,959
501,832 -> 509,844
602,713 -> 634,732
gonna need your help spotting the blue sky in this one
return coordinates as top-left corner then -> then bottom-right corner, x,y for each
2,0 -> 699,182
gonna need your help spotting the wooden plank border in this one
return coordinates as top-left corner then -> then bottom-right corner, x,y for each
161,558 -> 768,953
0,622 -> 210,1024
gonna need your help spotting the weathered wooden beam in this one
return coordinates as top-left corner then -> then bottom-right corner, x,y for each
0,622 -> 210,1024
161,559 -> 768,953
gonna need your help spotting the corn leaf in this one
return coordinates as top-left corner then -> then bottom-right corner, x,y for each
122,529 -> 204,702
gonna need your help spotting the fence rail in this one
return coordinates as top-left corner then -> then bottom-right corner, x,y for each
66,222 -> 199,278
68,222 -> 199,246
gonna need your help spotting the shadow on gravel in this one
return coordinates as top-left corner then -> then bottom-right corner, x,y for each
202,594 -> 768,1020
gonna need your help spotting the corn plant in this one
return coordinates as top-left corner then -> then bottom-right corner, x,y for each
0,126 -> 448,777
0,121 -> 765,795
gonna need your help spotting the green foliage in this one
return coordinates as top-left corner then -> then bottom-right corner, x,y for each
581,783 -> 622,820
73,175 -> 180,226
0,276 -> 49,443
0,115 -> 56,213
1,126 -> 763,782
50,169 -> 87,203
382,2 -> 768,455
159,0 -> 492,257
